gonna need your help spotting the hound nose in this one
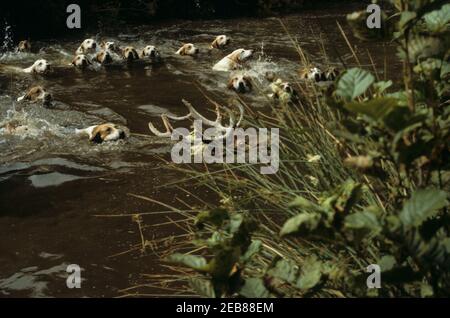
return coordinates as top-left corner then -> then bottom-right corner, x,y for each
195,48 -> 199,54
150,50 -> 155,57
238,82 -> 245,90
92,42 -> 97,49
119,131 -> 126,139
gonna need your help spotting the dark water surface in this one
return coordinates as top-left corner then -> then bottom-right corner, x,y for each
0,8 -> 398,297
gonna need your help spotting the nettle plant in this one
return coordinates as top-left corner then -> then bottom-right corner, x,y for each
167,209 -> 264,298
280,0 -> 450,296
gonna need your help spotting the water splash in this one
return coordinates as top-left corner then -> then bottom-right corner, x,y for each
1,20 -> 14,53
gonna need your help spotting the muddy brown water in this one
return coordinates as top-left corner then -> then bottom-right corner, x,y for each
0,8 -> 399,297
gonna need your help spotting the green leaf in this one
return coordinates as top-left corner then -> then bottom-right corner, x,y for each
378,255 -> 397,272
280,213 -> 321,236
344,210 -> 382,234
240,240 -> 262,263
399,11 -> 417,30
399,188 -> 448,228
344,98 -> 399,120
413,58 -> 443,76
373,80 -> 393,95
420,283 -> 434,298
441,61 -> 450,79
228,213 -> 244,234
296,256 -> 323,291
423,4 -> 450,33
189,278 -> 216,298
267,258 -> 299,284
320,179 -> 362,215
167,253 -> 210,272
289,196 -> 325,213
239,278 -> 272,298
407,36 -> 443,62
336,68 -> 375,100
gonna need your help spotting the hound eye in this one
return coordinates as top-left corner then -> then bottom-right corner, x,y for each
38,62 -> 43,66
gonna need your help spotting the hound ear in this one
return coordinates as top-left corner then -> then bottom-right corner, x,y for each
90,132 -> 103,143
71,57 -> 76,65
229,51 -> 241,63
177,45 -> 186,55
244,76 -> 253,89
227,79 -> 234,90
89,126 -> 103,143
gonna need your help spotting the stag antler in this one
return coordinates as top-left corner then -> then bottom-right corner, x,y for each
148,99 -> 244,139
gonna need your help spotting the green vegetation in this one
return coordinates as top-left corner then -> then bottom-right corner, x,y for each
136,0 -> 449,298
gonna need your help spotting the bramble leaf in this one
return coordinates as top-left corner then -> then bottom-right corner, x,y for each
280,213 -> 321,236
399,188 -> 448,228
336,68 -> 375,100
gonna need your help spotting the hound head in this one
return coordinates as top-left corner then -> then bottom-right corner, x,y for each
142,45 -> 160,59
17,40 -> 31,52
100,41 -> 117,52
271,79 -> 299,102
90,123 -> 127,143
227,74 -> 252,93
72,54 -> 91,68
299,67 -> 324,82
176,43 -> 199,56
211,35 -> 230,49
78,38 -> 97,54
229,48 -> 254,63
22,86 -> 52,105
95,50 -> 113,65
29,59 -> 51,74
122,46 -> 139,62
